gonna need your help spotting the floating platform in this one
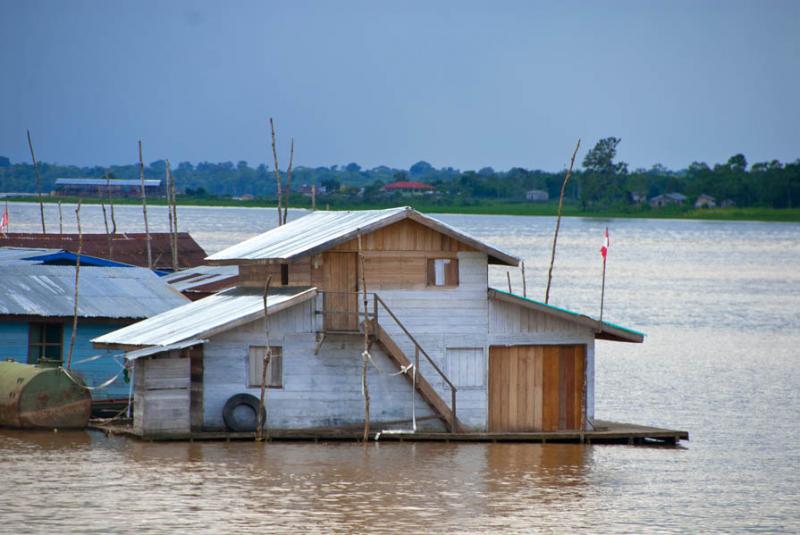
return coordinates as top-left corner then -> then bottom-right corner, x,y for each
91,419 -> 688,446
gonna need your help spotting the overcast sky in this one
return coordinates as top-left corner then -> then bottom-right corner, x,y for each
1,0 -> 798,171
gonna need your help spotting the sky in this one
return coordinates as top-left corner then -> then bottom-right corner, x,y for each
1,0 -> 799,172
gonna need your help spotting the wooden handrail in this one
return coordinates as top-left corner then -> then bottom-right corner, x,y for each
373,294 -> 457,393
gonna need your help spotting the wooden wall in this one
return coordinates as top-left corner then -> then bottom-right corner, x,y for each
238,219 -> 477,291
488,345 -> 585,432
134,352 -> 191,437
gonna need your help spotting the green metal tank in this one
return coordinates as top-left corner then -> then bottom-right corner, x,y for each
0,360 -> 91,429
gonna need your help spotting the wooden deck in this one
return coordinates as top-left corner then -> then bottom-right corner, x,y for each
91,419 -> 688,446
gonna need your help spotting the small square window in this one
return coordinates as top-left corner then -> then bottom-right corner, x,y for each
28,322 -> 63,364
248,346 -> 283,388
427,258 -> 459,287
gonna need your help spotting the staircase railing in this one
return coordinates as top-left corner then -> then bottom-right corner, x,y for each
372,294 -> 458,431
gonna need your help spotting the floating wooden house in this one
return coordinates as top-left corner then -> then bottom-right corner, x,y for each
93,207 -> 647,439
0,264 -> 188,409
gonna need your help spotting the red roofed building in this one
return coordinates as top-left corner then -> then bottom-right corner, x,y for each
383,181 -> 435,193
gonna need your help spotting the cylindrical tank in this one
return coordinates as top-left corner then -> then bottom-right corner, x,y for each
0,360 -> 91,429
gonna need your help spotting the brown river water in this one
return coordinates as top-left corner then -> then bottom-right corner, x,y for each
1,203 -> 799,533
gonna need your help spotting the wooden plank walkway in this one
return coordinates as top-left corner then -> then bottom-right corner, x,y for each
91,419 -> 688,446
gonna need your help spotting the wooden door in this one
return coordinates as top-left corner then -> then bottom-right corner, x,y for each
323,252 -> 359,331
488,345 -> 585,432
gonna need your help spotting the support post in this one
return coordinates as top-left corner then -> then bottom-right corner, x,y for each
66,201 -> 82,369
358,233 -> 370,442
521,260 -> 527,297
506,271 -> 512,293
545,138 -> 581,303
270,117 -> 283,226
138,140 -> 152,269
26,130 -> 46,233
58,201 -> 63,236
256,275 -> 273,442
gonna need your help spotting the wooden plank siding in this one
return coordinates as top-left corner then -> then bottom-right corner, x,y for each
488,345 -> 585,432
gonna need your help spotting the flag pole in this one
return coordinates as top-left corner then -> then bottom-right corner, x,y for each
599,226 -> 608,325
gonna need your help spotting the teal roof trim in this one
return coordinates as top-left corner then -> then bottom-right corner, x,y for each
489,288 -> 646,340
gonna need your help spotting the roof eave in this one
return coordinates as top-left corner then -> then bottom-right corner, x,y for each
487,288 -> 644,343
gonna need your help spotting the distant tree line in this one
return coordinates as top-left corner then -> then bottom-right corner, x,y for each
1,138 -> 798,208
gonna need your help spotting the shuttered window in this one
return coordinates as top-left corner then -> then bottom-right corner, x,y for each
247,346 -> 283,388
446,347 -> 485,388
426,258 -> 459,287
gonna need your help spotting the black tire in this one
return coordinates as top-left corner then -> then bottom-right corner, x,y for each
222,393 -> 265,432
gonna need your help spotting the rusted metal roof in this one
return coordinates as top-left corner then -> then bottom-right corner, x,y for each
0,233 -> 208,270
0,265 -> 189,319
488,288 -> 645,343
92,287 -> 316,349
206,207 -> 519,266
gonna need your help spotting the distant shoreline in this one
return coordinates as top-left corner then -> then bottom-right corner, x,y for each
4,196 -> 799,223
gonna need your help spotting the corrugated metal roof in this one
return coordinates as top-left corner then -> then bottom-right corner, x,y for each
125,338 -> 207,360
162,265 -> 239,291
92,286 -> 317,348
0,265 -> 189,319
55,178 -> 161,187
488,288 -> 645,343
0,247 -> 60,265
206,207 -> 519,266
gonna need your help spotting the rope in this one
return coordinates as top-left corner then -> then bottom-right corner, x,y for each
63,367 -> 125,391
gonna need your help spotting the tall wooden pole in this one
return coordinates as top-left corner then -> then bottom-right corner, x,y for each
100,195 -> 111,257
521,261 -> 527,298
545,138 -> 581,304
58,201 -> 63,236
26,129 -> 46,233
66,201 -> 82,369
283,138 -> 294,225
106,173 -> 117,235
138,141 -> 152,269
170,162 -> 179,268
256,276 -> 273,442
166,160 -> 178,271
270,118 -> 283,226
358,234 -> 371,442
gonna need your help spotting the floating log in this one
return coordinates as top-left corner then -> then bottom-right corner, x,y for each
0,360 -> 91,429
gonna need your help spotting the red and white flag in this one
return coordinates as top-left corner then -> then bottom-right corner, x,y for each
600,227 -> 609,260
0,206 -> 8,234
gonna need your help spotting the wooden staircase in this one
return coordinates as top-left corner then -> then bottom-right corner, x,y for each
367,319 -> 461,433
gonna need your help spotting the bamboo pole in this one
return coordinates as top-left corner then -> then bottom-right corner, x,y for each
545,138 -> 581,304
358,234 -> 370,442
26,129 -> 46,233
100,194 -> 111,257
58,201 -> 63,236
256,276 -> 273,442
269,118 -> 283,226
170,162 -> 179,269
138,141 -> 152,269
521,260 -> 527,298
106,174 -> 117,235
166,160 -> 177,271
283,138 -> 294,224
66,201 -> 82,369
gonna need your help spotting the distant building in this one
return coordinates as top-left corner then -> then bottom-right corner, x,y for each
694,194 -> 717,209
720,199 -> 736,208
383,181 -> 435,194
629,191 -> 647,204
54,178 -> 164,198
233,194 -> 254,201
650,192 -> 687,208
525,190 -> 549,202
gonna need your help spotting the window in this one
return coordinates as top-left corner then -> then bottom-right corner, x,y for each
280,264 -> 289,285
427,258 -> 459,287
28,322 -> 63,364
247,346 -> 283,388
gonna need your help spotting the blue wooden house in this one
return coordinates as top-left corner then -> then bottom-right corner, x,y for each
0,258 -> 188,408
